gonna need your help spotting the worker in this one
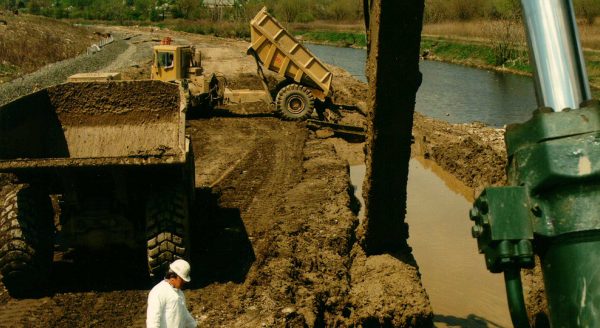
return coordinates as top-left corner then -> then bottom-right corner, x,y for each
146,259 -> 198,328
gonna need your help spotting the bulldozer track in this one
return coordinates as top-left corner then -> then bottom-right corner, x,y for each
214,125 -> 307,234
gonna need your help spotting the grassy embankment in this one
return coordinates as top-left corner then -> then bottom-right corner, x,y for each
171,18 -> 600,98
5,13 -> 599,98
422,20 -> 600,97
163,19 -> 368,48
0,12 -> 98,83
67,18 -> 368,48
289,21 -> 366,48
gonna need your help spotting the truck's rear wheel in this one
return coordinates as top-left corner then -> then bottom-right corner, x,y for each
276,84 -> 315,120
0,186 -> 54,297
146,185 -> 190,279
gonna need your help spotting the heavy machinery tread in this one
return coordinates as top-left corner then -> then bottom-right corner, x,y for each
0,186 -> 54,297
146,185 -> 190,279
275,84 -> 315,121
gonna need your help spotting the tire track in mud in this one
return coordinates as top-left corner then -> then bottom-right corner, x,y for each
215,126 -> 307,236
0,297 -> 46,328
186,116 -> 360,326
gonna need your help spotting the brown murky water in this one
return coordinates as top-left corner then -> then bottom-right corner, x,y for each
350,158 -> 511,327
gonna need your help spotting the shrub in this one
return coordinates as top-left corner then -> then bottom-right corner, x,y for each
575,0 -> 600,25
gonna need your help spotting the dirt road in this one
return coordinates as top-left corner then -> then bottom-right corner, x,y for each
0,25 -> 510,327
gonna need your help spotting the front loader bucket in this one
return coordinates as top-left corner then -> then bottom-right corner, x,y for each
0,80 -> 188,171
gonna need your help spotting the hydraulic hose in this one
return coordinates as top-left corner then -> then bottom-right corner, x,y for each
504,267 -> 531,328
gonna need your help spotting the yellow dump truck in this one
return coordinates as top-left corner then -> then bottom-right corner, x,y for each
248,6 -> 334,120
248,9 -> 333,96
0,81 -> 195,296
150,7 -> 335,121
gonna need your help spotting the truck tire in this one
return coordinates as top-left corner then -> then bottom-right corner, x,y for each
276,84 -> 315,121
0,186 -> 54,297
146,185 -> 190,279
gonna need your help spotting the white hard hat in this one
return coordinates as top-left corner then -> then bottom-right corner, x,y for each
169,259 -> 191,282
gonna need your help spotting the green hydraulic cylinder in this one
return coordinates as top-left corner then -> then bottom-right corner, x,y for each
470,0 -> 600,326
472,102 -> 600,326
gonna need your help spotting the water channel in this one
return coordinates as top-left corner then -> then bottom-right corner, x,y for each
308,43 -> 533,326
307,43 -> 537,127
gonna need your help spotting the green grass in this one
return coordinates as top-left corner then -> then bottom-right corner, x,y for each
420,36 -> 600,97
421,37 -> 531,73
294,30 -> 366,48
171,20 -> 250,39
0,63 -> 19,83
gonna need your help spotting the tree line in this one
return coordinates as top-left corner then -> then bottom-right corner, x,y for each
426,0 -> 600,25
1,0 -> 598,25
0,0 -> 363,23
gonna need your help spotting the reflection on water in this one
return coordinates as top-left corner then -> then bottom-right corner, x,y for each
330,41 -> 516,326
406,158 -> 510,327
306,44 -> 367,83
306,43 -> 537,127
349,159 -> 511,326
416,157 -> 474,202
417,61 -> 536,127
349,164 -> 366,220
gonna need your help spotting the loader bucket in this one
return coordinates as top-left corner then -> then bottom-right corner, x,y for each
0,80 -> 188,171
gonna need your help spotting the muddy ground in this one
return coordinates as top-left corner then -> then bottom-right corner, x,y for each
0,26 -> 516,327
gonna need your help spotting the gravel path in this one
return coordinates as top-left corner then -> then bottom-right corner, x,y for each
0,39 -> 130,106
98,35 -> 156,73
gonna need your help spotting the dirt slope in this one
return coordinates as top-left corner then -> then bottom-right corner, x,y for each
0,12 -> 100,83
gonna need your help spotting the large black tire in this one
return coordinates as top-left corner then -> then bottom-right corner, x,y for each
0,186 -> 54,297
275,84 -> 315,121
146,185 -> 190,279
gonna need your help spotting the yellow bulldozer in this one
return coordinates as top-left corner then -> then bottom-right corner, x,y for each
151,37 -> 223,111
150,7 -> 335,121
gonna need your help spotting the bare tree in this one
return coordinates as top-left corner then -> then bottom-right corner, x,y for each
575,0 -> 600,25
485,14 -> 526,67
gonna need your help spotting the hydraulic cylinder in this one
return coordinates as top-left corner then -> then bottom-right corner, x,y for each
470,0 -> 600,326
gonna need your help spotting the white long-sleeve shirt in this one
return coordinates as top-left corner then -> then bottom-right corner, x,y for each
146,280 -> 197,328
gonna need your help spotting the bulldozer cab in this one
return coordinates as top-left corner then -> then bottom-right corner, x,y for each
152,44 -> 201,82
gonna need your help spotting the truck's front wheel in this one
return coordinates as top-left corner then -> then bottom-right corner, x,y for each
276,84 -> 315,121
0,186 -> 54,297
146,185 -> 190,279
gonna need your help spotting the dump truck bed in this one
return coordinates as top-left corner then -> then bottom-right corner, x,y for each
0,80 -> 187,171
248,7 -> 333,96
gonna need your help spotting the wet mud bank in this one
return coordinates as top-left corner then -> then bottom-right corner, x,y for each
411,108 -> 550,324
186,116 -> 432,326
411,113 -> 507,194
